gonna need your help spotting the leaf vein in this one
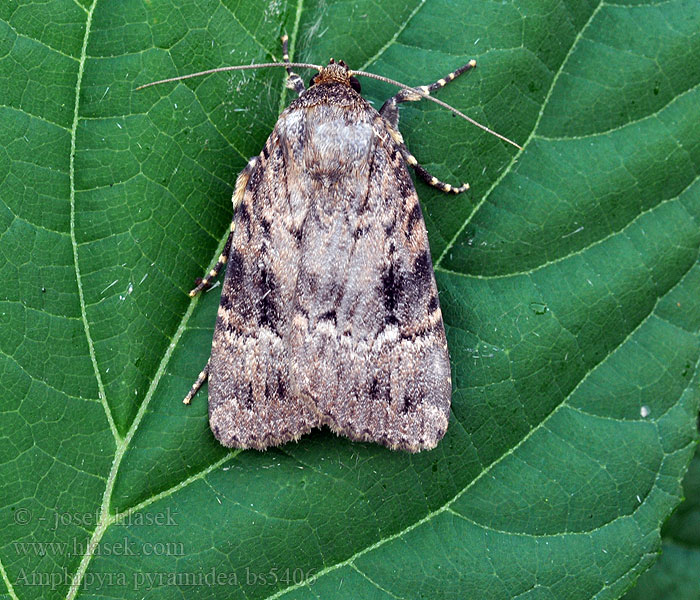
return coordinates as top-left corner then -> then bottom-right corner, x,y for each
434,166 -> 700,280
68,0 -> 119,446
435,0 -> 605,268
359,0 -> 427,71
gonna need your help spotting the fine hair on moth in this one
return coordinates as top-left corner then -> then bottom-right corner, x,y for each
138,36 -> 520,453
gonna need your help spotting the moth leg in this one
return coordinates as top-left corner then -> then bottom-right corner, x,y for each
188,224 -> 234,296
388,127 -> 470,194
281,34 -> 305,96
188,157 -> 257,296
183,359 -> 209,405
380,61 -> 476,195
378,60 -> 476,129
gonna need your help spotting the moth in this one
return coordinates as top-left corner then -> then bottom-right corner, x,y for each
139,36 -> 520,452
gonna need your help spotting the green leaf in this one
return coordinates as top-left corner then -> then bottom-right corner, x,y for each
1,1 -> 699,599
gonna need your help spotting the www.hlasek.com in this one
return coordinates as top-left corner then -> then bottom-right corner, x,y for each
14,537 -> 184,558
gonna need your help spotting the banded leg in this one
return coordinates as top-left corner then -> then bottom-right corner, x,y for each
379,60 -> 476,128
380,60 -> 476,195
387,127 -> 470,195
281,34 -> 305,96
183,360 -> 209,404
188,223 -> 234,296
188,156 -> 258,296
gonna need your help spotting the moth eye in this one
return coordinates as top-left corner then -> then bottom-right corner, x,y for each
349,76 -> 361,93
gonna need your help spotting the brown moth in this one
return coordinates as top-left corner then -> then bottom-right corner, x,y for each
140,36 -> 520,452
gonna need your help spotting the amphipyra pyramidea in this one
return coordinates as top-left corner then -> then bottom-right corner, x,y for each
149,36 -> 517,452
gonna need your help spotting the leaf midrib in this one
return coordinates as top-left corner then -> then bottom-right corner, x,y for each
61,0 -> 234,594
64,1 -> 123,595
69,0 -> 117,446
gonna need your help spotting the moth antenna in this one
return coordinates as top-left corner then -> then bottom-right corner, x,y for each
137,61 -> 522,150
135,62 -> 323,90
351,68 -> 523,150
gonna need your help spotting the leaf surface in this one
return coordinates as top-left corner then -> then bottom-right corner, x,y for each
1,1 -> 699,599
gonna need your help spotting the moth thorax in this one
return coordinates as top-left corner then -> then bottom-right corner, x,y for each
313,59 -> 351,86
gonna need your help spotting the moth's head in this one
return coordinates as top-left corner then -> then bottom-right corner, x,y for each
309,58 -> 362,93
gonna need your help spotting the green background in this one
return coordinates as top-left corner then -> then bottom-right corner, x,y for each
1,0 -> 699,598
